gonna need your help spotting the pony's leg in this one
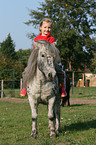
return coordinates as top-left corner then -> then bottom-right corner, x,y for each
28,96 -> 37,138
48,96 -> 56,138
55,98 -> 61,133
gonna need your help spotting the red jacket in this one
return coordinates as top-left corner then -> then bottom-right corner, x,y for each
34,33 -> 55,50
34,33 -> 55,43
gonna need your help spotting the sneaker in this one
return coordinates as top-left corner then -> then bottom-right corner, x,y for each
61,83 -> 67,97
20,87 -> 27,97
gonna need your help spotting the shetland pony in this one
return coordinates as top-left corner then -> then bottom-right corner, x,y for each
23,40 -> 61,138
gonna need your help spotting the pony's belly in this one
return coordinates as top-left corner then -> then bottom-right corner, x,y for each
27,80 -> 59,104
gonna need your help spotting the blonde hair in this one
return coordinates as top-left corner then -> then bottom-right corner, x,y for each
39,18 -> 52,27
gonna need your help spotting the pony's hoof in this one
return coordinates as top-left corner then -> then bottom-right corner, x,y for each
50,132 -> 56,139
56,128 -> 62,134
50,134 -> 56,139
56,130 -> 59,134
30,133 -> 36,139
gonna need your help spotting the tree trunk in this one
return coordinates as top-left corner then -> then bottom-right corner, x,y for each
68,58 -> 72,71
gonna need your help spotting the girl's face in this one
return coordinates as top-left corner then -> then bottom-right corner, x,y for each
40,21 -> 51,36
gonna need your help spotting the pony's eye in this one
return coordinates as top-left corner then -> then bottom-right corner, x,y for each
42,54 -> 45,57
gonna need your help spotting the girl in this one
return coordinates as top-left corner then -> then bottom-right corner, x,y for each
20,18 -> 67,98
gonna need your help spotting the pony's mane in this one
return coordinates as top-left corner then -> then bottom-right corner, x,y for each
23,48 -> 39,87
23,40 -> 60,87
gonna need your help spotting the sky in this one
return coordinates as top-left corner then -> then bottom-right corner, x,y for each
0,0 -> 45,51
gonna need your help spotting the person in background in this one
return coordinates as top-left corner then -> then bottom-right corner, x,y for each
20,18 -> 67,98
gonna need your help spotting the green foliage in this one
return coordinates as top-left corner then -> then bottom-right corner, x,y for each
25,0 -> 96,71
0,33 -> 18,80
90,52 -> 96,73
0,51 -> 8,70
16,49 -> 32,68
0,33 -> 32,80
0,51 -> 15,80
14,49 -> 32,79
0,33 -> 17,60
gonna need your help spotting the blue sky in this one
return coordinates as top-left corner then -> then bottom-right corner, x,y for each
0,0 -> 45,51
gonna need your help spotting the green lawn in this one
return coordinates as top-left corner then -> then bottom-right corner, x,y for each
0,100 -> 96,145
70,87 -> 96,98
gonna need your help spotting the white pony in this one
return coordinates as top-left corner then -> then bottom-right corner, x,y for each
23,40 -> 61,138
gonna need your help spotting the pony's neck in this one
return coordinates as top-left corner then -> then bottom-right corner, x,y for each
36,66 -> 45,83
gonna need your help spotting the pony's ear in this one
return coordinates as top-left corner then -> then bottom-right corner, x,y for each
33,41 -> 43,49
33,41 -> 38,49
33,41 -> 37,46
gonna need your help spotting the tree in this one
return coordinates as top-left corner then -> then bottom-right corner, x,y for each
16,49 -> 32,68
0,33 -> 17,60
0,51 -> 14,80
91,53 -> 96,73
0,51 -> 8,70
0,34 -> 25,80
25,0 -> 96,70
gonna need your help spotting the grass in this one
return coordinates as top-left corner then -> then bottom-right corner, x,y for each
70,87 -> 96,99
0,100 -> 96,145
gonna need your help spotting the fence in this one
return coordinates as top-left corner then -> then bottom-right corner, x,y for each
0,70 -> 96,98
66,71 -> 96,98
66,70 -> 96,87
0,79 -> 23,98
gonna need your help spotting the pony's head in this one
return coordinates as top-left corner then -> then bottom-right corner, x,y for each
37,41 -> 56,81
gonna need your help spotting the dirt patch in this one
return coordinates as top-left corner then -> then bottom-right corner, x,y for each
0,97 -> 28,103
0,97 -> 96,105
70,97 -> 96,105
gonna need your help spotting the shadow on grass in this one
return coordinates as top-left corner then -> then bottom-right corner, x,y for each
62,104 -> 88,107
70,104 -> 88,107
71,95 -> 96,98
62,119 -> 96,132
